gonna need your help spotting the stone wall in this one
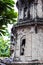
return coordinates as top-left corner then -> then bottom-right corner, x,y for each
15,26 -> 43,62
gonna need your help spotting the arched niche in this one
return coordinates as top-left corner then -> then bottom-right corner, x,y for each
20,35 -> 26,56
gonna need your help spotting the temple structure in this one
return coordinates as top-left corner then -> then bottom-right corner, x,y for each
11,0 -> 43,63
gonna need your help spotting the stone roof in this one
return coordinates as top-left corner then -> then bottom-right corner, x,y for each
13,18 -> 43,28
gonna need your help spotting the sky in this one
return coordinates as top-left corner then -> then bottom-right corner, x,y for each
14,0 -> 17,3
14,0 -> 18,12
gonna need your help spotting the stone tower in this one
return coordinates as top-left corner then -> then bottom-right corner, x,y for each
11,0 -> 43,63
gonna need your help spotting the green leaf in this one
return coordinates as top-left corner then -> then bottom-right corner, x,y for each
0,0 -> 18,34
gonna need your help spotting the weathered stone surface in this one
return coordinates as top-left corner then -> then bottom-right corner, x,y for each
2,58 -> 13,64
16,26 -> 43,61
11,0 -> 43,62
0,63 -> 6,65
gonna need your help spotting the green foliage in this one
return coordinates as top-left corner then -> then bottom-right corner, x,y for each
0,35 -> 10,57
0,0 -> 18,34
0,0 -> 18,57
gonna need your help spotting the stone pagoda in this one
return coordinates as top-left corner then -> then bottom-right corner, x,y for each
11,0 -> 43,63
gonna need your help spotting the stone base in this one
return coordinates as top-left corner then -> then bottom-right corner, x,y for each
4,61 -> 43,65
